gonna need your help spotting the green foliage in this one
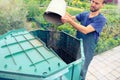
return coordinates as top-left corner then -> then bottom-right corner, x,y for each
36,7 -> 47,23
103,3 -> 117,9
95,33 -> 120,54
58,24 -> 76,36
0,0 -> 27,35
66,0 -> 90,10
31,22 -> 36,28
39,0 -> 50,7
95,8 -> 120,54
67,6 -> 84,15
26,0 -> 40,19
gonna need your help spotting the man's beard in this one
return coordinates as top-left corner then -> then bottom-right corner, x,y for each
90,6 -> 99,12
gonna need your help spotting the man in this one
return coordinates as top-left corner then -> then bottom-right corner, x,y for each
61,0 -> 107,80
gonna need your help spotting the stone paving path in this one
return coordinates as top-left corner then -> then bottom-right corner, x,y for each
86,46 -> 120,80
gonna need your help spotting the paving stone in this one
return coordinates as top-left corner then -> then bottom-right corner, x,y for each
111,70 -> 120,78
86,46 -> 120,80
86,72 -> 98,80
105,73 -> 116,80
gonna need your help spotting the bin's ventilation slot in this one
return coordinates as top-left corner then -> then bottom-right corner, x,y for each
2,38 -> 35,48
4,37 -> 17,65
22,34 -> 49,64
29,56 -> 55,67
5,46 -> 40,58
11,34 -> 37,68
1,33 -> 31,48
4,33 -> 51,68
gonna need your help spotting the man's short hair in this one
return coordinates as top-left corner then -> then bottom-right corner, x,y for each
103,0 -> 107,4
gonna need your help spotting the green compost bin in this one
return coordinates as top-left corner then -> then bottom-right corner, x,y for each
0,29 -> 84,80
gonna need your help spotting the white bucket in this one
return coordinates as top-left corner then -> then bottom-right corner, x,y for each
44,0 -> 67,26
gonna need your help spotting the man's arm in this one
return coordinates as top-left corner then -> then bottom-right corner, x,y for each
61,13 -> 95,34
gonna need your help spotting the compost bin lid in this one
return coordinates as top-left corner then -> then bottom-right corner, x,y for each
0,29 -> 68,79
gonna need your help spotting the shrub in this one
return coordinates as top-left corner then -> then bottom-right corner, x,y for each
0,0 -> 27,35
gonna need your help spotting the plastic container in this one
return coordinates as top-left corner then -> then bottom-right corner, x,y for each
44,0 -> 66,26
0,29 -> 84,80
31,30 -> 85,80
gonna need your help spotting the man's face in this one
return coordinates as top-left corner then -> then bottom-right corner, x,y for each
90,0 -> 104,12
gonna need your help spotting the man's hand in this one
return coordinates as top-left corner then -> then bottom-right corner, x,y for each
61,13 -> 72,23
61,12 -> 76,23
61,15 -> 69,23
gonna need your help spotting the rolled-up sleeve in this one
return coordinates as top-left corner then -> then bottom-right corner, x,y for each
91,17 -> 106,34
